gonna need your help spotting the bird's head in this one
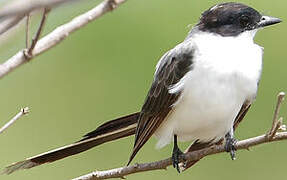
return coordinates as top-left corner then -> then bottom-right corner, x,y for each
197,2 -> 281,37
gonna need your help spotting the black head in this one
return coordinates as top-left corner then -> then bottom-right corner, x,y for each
198,2 -> 281,36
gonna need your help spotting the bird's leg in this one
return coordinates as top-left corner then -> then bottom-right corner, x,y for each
172,135 -> 184,173
224,129 -> 237,160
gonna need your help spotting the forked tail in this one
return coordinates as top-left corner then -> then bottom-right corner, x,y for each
3,112 -> 139,174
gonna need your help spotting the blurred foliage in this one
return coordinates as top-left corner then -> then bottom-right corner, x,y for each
0,0 -> 286,179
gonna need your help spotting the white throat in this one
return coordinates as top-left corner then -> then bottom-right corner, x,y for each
193,29 -> 258,47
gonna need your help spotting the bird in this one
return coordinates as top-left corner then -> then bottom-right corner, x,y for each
3,2 -> 281,174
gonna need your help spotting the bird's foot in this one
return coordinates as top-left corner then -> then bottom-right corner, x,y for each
172,145 -> 184,173
225,137 -> 237,160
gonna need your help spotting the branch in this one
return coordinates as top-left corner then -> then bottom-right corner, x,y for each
0,0 -> 78,18
25,14 -> 30,48
25,8 -> 50,57
73,92 -> 286,180
0,107 -> 29,134
72,132 -> 287,180
267,92 -> 285,139
0,15 -> 24,35
0,0 -> 76,35
0,0 -> 127,79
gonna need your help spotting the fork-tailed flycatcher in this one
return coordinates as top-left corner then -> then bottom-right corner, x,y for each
4,2 -> 281,174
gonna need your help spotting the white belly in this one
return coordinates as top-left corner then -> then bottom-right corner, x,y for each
154,31 -> 263,149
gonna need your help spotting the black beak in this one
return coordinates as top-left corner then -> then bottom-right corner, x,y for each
258,16 -> 282,28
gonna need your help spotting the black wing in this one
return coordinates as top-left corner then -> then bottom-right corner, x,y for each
128,44 -> 194,164
233,101 -> 251,129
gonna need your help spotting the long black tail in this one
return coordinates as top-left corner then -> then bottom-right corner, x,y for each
3,112 -> 139,174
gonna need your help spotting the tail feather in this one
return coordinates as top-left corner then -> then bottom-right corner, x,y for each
81,112 -> 139,141
3,112 -> 139,174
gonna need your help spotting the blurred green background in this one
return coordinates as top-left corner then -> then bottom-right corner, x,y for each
0,0 -> 286,179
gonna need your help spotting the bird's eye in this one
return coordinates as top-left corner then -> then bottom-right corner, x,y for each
239,15 -> 250,27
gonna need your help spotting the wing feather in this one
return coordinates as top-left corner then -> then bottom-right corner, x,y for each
128,44 -> 194,164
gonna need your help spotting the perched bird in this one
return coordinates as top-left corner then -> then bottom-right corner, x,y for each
4,2 -> 281,174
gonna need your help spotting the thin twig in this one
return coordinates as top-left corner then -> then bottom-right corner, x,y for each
25,14 -> 30,48
0,107 -> 29,134
267,92 -> 285,139
270,117 -> 283,138
0,0 -> 127,78
26,8 -> 50,57
72,132 -> 287,180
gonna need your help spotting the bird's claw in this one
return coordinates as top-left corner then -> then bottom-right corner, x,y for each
225,137 -> 237,160
172,147 -> 184,173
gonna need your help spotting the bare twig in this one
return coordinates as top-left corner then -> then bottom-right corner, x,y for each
72,132 -> 287,180
0,107 -> 29,134
25,8 -> 50,57
270,117 -> 283,138
25,14 -> 30,48
267,92 -> 285,139
0,15 -> 25,35
0,0 -> 78,18
0,0 -> 127,79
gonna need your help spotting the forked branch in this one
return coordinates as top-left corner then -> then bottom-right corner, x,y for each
0,0 -> 127,79
267,92 -> 285,139
25,8 -> 50,58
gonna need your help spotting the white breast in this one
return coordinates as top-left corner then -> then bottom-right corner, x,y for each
154,30 -> 263,149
